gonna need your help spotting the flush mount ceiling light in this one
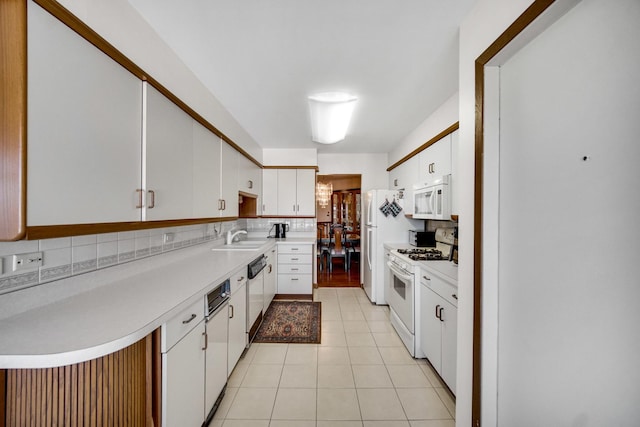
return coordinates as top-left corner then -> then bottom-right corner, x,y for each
308,92 -> 357,144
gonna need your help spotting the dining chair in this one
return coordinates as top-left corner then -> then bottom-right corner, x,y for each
328,226 -> 348,272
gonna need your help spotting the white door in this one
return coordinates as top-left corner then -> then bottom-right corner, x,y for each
277,169 -> 297,216
163,321 -> 205,427
483,1 -> 640,424
362,226 -> 375,302
440,299 -> 457,395
145,84 -> 194,221
192,121 -> 221,218
27,2 -> 142,226
295,169 -> 316,216
228,283 -> 247,376
420,284 -> 442,373
386,262 -> 414,333
220,142 -> 238,217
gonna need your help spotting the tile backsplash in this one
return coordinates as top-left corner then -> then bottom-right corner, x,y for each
0,221 -> 238,296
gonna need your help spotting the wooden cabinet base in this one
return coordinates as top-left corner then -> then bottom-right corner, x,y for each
1,331 -> 161,427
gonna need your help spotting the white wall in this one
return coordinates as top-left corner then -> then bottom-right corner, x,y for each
388,93 -> 459,166
263,149 -> 318,167
55,0 -> 263,162
317,153 -> 389,193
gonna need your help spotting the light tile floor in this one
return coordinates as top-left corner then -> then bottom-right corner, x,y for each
211,287 -> 455,427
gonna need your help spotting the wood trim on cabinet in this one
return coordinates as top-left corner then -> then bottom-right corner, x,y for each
0,0 -> 27,241
25,217 -> 238,240
263,165 -> 319,172
386,122 -> 459,172
472,1 -> 555,425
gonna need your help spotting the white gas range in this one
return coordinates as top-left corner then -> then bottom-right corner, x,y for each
384,228 -> 456,358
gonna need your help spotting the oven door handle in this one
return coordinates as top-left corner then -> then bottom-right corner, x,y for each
387,261 -> 414,281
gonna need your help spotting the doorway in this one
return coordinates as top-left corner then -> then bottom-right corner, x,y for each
316,174 -> 361,287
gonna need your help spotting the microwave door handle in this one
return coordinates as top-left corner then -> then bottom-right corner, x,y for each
429,190 -> 435,215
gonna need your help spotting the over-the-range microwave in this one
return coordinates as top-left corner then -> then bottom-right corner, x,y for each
413,175 -> 451,220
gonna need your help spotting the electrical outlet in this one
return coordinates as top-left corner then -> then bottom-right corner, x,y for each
163,233 -> 175,243
11,252 -> 44,272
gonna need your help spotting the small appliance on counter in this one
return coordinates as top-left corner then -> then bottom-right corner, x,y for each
409,230 -> 436,247
269,223 -> 289,238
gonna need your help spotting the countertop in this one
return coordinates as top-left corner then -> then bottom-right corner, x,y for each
383,242 -> 458,283
0,237 -> 315,369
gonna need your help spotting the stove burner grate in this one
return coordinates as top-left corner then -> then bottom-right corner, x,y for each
396,248 -> 445,261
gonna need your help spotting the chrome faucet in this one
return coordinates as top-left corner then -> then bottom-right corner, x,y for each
226,229 -> 248,245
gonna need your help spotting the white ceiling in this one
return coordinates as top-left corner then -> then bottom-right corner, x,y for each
127,0 -> 476,154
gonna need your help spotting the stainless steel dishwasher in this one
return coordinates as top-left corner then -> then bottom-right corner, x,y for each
247,254 -> 267,343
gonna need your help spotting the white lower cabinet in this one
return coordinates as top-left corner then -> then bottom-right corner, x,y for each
419,267 -> 457,394
228,268 -> 248,376
162,300 -> 206,427
277,243 -> 313,295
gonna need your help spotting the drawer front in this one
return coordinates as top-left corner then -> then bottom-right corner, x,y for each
277,274 -> 312,294
277,244 -> 312,255
162,298 -> 205,352
279,264 -> 313,274
421,269 -> 458,307
278,253 -> 311,264
229,268 -> 248,295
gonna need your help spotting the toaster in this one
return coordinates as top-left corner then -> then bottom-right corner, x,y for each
409,230 -> 436,247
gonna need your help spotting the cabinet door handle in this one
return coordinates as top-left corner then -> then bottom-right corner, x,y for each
438,306 -> 444,322
423,275 -> 431,281
297,204 -> 300,212
452,294 -> 458,300
182,313 -> 197,324
268,265 -> 273,274
291,258 -> 299,261
202,332 -> 208,351
291,248 -> 299,251
237,276 -> 245,282
291,278 -> 299,281
222,199 -> 226,210
291,268 -> 299,271
248,180 -> 253,189
394,178 -> 398,186
136,189 -> 144,208
229,304 -> 234,318
147,190 -> 156,209
435,305 -> 440,320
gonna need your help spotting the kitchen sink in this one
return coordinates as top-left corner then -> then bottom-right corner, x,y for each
211,240 -> 268,251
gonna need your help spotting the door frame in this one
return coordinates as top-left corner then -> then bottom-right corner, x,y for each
471,0 -> 581,424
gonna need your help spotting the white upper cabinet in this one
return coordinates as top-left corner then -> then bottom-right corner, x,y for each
389,156 -> 418,214
262,169 -> 279,216
277,169 -> 298,216
275,169 -> 316,216
295,169 -> 317,216
220,142 -> 239,217
418,135 -> 452,183
144,85 -> 195,221
27,2 -> 143,226
238,155 -> 261,195
193,121 -> 222,218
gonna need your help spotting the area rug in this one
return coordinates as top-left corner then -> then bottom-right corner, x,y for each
253,301 -> 321,344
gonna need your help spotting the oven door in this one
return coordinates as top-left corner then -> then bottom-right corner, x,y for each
386,261 -> 415,333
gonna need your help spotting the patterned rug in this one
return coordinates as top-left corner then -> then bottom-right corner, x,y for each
254,301 -> 321,344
